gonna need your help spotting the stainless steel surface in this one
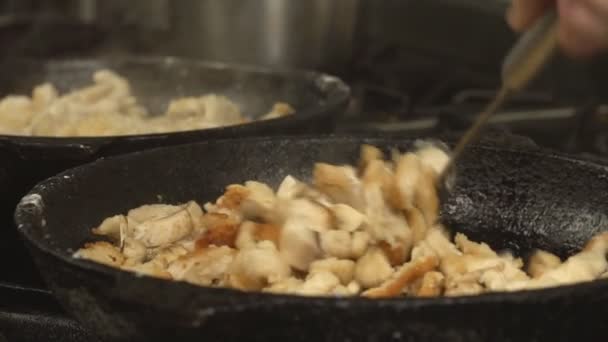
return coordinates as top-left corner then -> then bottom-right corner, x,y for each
165,0 -> 359,69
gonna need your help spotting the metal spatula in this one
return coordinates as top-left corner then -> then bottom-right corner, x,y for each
438,8 -> 559,191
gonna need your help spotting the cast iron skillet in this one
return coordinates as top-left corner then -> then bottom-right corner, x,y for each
14,136 -> 608,342
0,57 -> 349,287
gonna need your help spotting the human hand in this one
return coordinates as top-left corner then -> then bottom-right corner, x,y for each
507,0 -> 608,58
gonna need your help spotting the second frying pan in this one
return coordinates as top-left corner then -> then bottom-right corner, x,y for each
15,136 -> 608,341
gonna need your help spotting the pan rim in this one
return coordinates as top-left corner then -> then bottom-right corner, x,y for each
14,135 -> 608,308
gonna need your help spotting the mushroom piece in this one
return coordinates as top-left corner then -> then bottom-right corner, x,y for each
354,247 -> 394,289
74,241 -> 125,267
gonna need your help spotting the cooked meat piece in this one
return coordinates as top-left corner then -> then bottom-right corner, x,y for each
354,247 -> 394,289
390,153 -> 421,210
361,159 -> 394,199
216,184 -> 250,210
414,164 -> 440,225
282,198 -> 331,233
454,233 -> 497,257
444,272 -> 485,297
74,241 -> 125,267
313,163 -> 364,211
362,255 -> 438,298
378,240 -> 410,267
329,204 -> 365,232
259,102 -> 294,120
122,238 -> 146,266
309,258 -> 356,285
167,246 -> 236,286
240,181 -> 277,222
351,231 -> 371,259
228,241 -> 292,291
297,271 -> 341,296
0,96 -> 33,134
92,214 -> 126,241
196,213 -> 240,249
527,250 -> 562,278
506,232 -> 608,291
320,229 -> 352,259
276,175 -> 302,200
358,144 -> 384,172
405,208 -> 428,245
279,216 -> 321,271
363,182 -> 412,247
264,277 -> 304,294
130,205 -> 194,248
122,261 -> 172,279
413,140 -> 450,176
415,271 -> 445,297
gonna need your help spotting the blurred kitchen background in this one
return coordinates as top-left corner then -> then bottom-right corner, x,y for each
1,0 -> 608,155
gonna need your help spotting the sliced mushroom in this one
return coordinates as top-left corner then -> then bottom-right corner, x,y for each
74,241 -> 125,267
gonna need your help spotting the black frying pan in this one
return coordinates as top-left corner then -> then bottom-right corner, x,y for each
0,57 -> 349,287
14,136 -> 608,342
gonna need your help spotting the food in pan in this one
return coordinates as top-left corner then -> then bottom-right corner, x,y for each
0,69 -> 294,137
75,141 -> 608,298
